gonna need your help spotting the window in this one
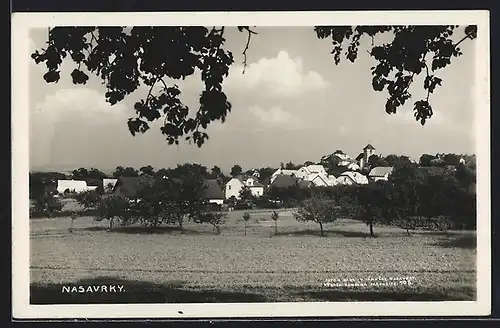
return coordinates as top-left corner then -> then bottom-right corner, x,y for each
228,185 -> 231,190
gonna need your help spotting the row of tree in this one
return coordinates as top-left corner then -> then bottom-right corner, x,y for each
32,160 -> 476,237
72,169 -> 226,233
293,163 -> 476,236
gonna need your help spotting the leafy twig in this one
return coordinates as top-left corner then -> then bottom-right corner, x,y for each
454,28 -> 477,49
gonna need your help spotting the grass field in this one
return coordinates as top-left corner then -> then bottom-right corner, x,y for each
30,208 -> 476,303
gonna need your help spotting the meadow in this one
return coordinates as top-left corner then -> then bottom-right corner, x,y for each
30,207 -> 476,303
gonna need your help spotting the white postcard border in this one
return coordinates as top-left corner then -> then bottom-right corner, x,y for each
12,10 -> 491,319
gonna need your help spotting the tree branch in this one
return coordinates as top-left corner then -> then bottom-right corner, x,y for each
241,27 -> 257,74
423,61 -> 431,101
454,30 -> 476,49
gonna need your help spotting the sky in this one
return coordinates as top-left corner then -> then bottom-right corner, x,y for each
28,26 -> 477,174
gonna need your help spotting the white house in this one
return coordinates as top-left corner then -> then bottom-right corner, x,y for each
337,171 -> 369,185
307,174 -> 331,187
368,166 -> 394,182
242,176 -> 265,197
57,180 -> 96,194
225,176 -> 264,199
270,169 -> 301,183
327,175 -> 339,185
103,178 -> 118,192
345,162 -> 361,171
304,165 -> 328,176
271,164 -> 328,183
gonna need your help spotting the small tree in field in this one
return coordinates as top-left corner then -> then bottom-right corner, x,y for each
74,190 -> 101,213
68,211 -> 77,233
192,209 -> 227,234
271,210 -> 279,236
96,195 -> 131,230
353,183 -> 388,237
243,212 -> 251,236
293,194 -> 341,236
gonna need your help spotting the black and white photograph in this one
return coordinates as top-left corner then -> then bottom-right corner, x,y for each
12,11 -> 490,319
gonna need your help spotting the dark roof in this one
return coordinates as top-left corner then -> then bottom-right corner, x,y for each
113,176 -> 154,198
270,175 -> 297,188
203,179 -> 225,199
333,150 -> 345,154
355,153 -> 364,161
363,144 -> 376,151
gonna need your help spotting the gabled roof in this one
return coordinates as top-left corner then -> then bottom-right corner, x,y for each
340,171 -> 369,184
103,178 -> 118,188
248,181 -> 264,188
305,165 -> 326,174
333,150 -> 345,154
229,175 -> 264,188
273,169 -> 299,176
355,153 -> 364,161
363,144 -> 376,151
368,166 -> 393,177
309,174 -> 330,186
203,179 -> 225,199
232,175 -> 248,182
270,175 -> 297,188
113,176 -> 154,198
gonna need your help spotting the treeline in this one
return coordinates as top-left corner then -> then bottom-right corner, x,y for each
67,170 -> 227,234
293,163 -> 476,236
32,161 -> 476,238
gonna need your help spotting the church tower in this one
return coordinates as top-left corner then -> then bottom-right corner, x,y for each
361,144 -> 376,169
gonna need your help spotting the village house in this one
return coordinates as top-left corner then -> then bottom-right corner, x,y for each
225,175 -> 265,199
336,171 -> 369,185
368,166 -> 394,182
268,174 -> 299,189
344,162 -> 361,171
271,164 -> 340,187
306,173 -> 331,187
270,168 -> 304,182
102,178 -> 118,193
56,179 -> 97,194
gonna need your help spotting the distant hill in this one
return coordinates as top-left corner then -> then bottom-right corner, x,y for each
30,165 -> 114,176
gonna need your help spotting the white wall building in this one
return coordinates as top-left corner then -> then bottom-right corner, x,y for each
225,176 -> 265,199
337,171 -> 369,185
57,180 -> 96,194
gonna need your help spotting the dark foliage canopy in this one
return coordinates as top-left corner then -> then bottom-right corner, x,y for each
32,25 -> 477,146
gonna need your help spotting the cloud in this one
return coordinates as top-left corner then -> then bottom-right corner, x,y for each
225,51 -> 330,97
248,105 -> 306,131
34,88 -> 129,125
